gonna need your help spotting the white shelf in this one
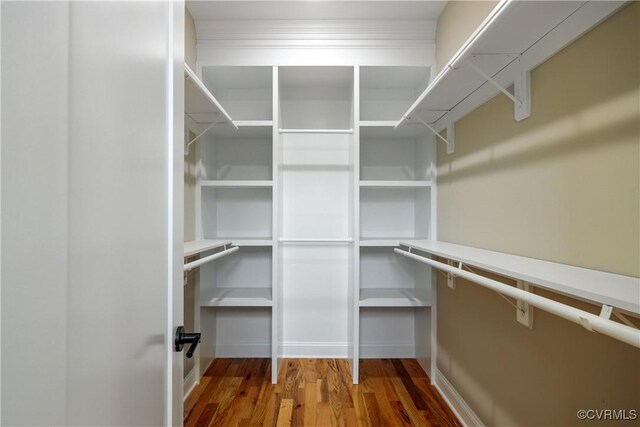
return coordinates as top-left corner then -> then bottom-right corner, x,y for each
279,128 -> 353,134
234,120 -> 273,127
360,239 -> 403,247
200,288 -> 273,307
184,63 -> 235,127
359,121 -> 397,128
184,239 -> 232,257
401,240 -> 640,315
200,180 -> 273,188
397,1 -> 625,129
230,239 -> 274,247
360,123 -> 427,140
359,288 -> 431,308
360,181 -> 432,188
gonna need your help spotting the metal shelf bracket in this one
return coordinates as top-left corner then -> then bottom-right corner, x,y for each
467,55 -> 531,122
414,116 -> 455,154
184,115 -> 221,156
613,310 -> 638,329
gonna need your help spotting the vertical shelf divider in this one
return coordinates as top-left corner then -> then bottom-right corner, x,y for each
272,66 -> 281,384
352,66 -> 361,384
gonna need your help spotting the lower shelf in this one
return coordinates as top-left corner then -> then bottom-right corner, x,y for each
359,288 -> 431,307
200,288 -> 273,307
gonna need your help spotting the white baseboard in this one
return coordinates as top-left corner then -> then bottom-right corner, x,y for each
434,368 -> 484,427
214,343 -> 271,358
183,367 -> 198,402
360,343 -> 415,358
281,342 -> 348,358
212,342 -> 418,358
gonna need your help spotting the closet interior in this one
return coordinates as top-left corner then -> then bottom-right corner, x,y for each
182,0 -> 638,402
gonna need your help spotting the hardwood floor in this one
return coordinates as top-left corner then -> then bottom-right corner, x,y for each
184,358 -> 461,427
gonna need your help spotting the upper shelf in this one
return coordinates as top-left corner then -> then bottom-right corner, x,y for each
184,63 -> 236,128
396,0 -> 626,129
184,239 -> 232,257
400,240 -> 640,315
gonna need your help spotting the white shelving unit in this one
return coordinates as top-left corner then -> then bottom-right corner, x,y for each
193,66 -> 279,383
352,68 -> 438,383
277,66 -> 357,366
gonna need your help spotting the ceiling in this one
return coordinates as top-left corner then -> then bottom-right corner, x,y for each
186,1 -> 447,21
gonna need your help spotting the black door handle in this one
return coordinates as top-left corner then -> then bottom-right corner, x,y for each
174,326 -> 201,358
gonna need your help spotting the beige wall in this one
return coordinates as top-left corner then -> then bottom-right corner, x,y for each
185,8 -> 197,71
436,3 -> 640,426
435,1 -> 499,73
184,7 -> 197,242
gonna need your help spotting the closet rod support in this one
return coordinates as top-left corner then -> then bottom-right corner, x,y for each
516,280 -> 534,329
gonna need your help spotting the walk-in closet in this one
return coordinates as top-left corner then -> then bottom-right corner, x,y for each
2,1 -> 638,426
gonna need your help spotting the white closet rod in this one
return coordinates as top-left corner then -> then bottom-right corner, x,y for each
184,246 -> 239,272
394,248 -> 640,349
278,129 -> 353,134
279,238 -> 353,244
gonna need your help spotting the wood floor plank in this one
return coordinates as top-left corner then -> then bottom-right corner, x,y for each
184,376 -> 211,422
304,377 -> 318,426
194,403 -> 218,427
390,377 -> 431,426
186,358 -> 461,427
291,384 -> 306,427
185,376 -> 221,427
276,399 -> 293,427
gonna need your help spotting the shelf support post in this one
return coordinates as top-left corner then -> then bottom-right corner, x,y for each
447,259 -> 456,289
467,55 -> 531,122
516,280 -> 534,329
514,60 -> 531,121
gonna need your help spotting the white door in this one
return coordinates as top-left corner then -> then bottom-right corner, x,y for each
1,1 -> 185,425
